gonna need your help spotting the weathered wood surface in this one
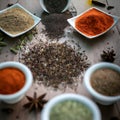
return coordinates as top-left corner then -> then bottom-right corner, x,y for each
0,0 -> 120,120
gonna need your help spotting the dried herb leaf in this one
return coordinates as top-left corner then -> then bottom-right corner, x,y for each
0,42 -> 7,47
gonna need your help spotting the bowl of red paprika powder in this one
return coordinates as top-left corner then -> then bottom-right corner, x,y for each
67,7 -> 119,39
0,61 -> 33,104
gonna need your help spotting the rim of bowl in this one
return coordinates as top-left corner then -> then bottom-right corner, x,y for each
39,0 -> 71,13
41,93 -> 101,120
0,61 -> 33,100
84,62 -> 120,102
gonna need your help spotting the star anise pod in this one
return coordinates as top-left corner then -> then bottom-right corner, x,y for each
101,48 -> 116,62
23,92 -> 47,112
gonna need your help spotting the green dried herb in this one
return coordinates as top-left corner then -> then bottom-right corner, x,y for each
50,100 -> 93,120
0,37 -> 4,41
10,28 -> 37,54
0,42 -> 7,47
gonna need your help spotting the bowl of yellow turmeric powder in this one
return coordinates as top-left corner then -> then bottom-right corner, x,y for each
0,61 -> 33,104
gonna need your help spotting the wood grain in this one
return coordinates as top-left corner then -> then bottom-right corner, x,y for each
0,0 -> 120,120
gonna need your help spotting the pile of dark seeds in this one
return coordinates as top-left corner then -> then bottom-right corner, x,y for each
20,43 -> 90,88
41,12 -> 72,39
101,47 -> 116,63
44,0 -> 68,13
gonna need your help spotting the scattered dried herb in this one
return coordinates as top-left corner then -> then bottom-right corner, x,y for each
0,32 -> 7,53
1,108 -> 14,114
20,42 -> 90,88
43,0 -> 68,13
101,47 -> 116,62
92,0 -> 106,7
10,28 -> 37,54
41,12 -> 72,39
23,92 -> 47,112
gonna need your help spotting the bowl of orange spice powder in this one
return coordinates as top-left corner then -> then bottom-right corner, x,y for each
67,7 -> 119,39
0,61 -> 33,104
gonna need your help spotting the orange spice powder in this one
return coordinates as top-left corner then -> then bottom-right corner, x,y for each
0,67 -> 25,94
75,8 -> 114,36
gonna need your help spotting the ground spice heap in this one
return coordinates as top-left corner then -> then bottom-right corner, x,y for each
75,8 -> 114,36
91,68 -> 120,96
20,43 -> 89,88
0,67 -> 25,94
41,13 -> 72,39
0,7 -> 34,35
44,0 -> 68,13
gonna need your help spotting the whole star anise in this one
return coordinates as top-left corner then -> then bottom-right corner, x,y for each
101,48 -> 116,62
23,92 -> 47,112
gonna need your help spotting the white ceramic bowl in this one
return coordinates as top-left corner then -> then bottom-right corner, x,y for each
67,7 -> 119,39
41,94 -> 101,120
84,62 -> 120,105
0,61 -> 33,104
0,3 -> 41,37
39,0 -> 71,13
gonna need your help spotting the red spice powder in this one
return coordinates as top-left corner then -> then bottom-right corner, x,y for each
0,67 -> 25,94
75,8 -> 114,36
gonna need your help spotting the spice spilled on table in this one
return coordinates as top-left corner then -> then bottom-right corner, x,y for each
41,12 -> 72,39
50,100 -> 93,120
20,42 -> 90,89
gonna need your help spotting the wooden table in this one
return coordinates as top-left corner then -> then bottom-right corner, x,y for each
0,0 -> 120,120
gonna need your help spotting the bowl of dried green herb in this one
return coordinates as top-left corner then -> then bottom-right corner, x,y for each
39,0 -> 71,13
0,3 -> 41,37
41,94 -> 101,120
84,62 -> 120,105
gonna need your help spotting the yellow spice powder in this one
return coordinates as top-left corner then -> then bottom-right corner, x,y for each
0,7 -> 34,35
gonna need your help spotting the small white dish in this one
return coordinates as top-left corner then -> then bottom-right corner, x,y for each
84,62 -> 120,105
41,94 -> 101,120
39,0 -> 71,13
67,7 -> 119,39
0,61 -> 33,104
0,3 -> 41,37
